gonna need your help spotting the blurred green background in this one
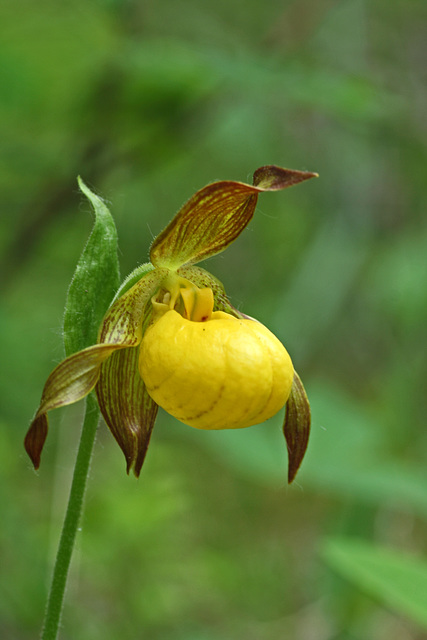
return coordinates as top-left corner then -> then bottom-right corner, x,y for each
2,0 -> 427,638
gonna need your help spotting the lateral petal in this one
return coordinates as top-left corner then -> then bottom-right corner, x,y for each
25,269 -> 166,470
96,346 -> 158,476
24,413 -> 48,470
25,344 -> 121,468
283,371 -> 311,484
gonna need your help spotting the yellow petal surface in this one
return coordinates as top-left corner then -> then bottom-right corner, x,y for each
139,310 -> 293,430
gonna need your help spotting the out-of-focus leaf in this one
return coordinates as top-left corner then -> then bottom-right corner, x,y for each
185,382 -> 427,518
63,178 -> 120,356
370,229 -> 427,330
271,221 -> 369,363
301,384 -> 427,516
322,538 -> 427,630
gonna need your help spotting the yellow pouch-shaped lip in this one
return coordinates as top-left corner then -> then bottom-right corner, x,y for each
139,309 -> 294,430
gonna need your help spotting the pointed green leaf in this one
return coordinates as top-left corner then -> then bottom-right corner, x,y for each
150,165 -> 317,269
322,538 -> 427,630
63,177 -> 120,357
283,371 -> 311,483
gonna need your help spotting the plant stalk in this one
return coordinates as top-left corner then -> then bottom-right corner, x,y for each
41,393 -> 100,640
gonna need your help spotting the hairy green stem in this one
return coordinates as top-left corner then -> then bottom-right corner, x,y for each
41,393 -> 100,640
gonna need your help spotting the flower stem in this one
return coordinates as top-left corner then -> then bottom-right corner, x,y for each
41,393 -> 100,640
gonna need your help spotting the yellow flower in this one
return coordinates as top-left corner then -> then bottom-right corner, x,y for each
140,279 -> 294,431
24,165 -> 315,482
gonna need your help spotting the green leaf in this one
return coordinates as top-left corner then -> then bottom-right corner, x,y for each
150,166 -> 317,269
322,538 -> 427,630
63,178 -> 120,357
300,384 -> 427,516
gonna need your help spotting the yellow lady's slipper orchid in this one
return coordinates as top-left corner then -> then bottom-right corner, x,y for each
24,165 -> 316,483
140,281 -> 294,431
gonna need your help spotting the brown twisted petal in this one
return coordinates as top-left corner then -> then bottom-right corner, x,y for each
94,271 -> 167,475
253,165 -> 317,190
24,343 -> 124,468
25,269 -> 167,470
96,345 -> 158,476
283,371 -> 311,483
150,165 -> 317,269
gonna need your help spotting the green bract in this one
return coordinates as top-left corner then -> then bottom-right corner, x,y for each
25,165 -> 316,483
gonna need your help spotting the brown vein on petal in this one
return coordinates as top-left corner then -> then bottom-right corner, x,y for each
150,166 -> 317,269
37,344 -> 118,415
98,268 -> 167,345
24,343 -> 126,470
133,388 -> 158,477
283,371 -> 311,484
150,182 -> 259,268
25,270 -> 165,472
96,346 -> 158,476
180,383 -> 225,427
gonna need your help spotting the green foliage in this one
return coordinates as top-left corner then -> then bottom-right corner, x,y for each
63,179 -> 120,356
322,539 -> 427,630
